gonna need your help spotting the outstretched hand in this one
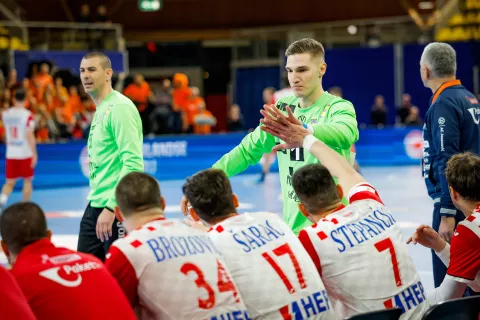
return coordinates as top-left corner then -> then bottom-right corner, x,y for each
406,224 -> 446,253
260,105 -> 309,151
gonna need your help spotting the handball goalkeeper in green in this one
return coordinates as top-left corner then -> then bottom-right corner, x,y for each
182,38 -> 359,234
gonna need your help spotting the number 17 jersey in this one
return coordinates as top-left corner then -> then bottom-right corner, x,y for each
208,212 -> 338,320
298,183 -> 429,319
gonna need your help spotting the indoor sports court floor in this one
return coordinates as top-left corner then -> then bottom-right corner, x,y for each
0,165 -> 435,292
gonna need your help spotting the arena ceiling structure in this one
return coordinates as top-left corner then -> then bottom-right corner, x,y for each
13,0 -> 435,30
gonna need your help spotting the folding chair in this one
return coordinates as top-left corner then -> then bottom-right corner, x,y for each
345,308 -> 403,320
422,296 -> 480,320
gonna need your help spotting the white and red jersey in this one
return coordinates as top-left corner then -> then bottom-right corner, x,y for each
446,207 -> 480,287
298,183 -> 429,320
105,218 -> 249,320
208,212 -> 337,320
274,88 -> 294,103
2,107 -> 35,159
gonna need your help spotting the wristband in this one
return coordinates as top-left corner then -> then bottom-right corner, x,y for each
302,134 -> 318,152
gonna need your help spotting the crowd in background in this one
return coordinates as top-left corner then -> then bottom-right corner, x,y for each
325,86 -> 423,128
0,64 -> 225,144
0,64 -> 96,143
0,61 -> 431,145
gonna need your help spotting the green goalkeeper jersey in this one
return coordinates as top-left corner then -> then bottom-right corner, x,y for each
87,90 -> 144,210
213,92 -> 359,234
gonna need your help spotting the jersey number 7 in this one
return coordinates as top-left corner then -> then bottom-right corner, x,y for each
374,237 -> 403,287
262,243 -> 307,294
181,260 -> 240,309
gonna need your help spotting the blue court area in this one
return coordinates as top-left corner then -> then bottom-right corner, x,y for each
0,166 -> 435,292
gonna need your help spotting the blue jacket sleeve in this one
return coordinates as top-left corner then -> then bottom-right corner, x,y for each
430,100 -> 460,217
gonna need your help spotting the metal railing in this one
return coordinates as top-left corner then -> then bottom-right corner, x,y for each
0,20 -> 124,51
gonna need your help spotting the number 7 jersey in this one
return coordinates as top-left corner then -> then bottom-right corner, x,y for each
298,183 -> 429,319
207,212 -> 338,320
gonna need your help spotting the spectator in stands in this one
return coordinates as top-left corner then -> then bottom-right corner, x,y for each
1,88 -> 11,108
44,91 -> 54,113
184,87 -> 204,133
193,101 -> 216,134
228,104 -> 244,131
35,115 -> 50,143
68,86 -> 83,114
78,4 -> 93,23
33,63 -> 53,103
172,73 -> 190,133
7,69 -> 18,89
405,106 -> 422,126
54,108 -> 69,139
123,73 -> 153,134
396,93 -> 416,126
371,94 -> 387,127
96,5 -> 111,23
81,95 -> 96,139
0,202 -> 137,320
54,77 -> 68,99
150,78 -> 172,135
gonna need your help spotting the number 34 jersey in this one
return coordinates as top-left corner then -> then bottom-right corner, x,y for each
105,218 -> 249,320
208,212 -> 338,320
298,183 -> 429,320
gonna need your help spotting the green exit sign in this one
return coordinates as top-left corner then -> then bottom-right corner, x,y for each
139,0 -> 162,11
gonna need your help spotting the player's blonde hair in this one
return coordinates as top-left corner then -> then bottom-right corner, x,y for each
285,38 -> 325,60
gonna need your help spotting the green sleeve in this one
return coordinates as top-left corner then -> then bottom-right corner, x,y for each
312,101 -> 359,149
212,125 -> 276,177
106,104 -> 144,209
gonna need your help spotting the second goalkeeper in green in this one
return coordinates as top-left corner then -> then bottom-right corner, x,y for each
182,38 -> 359,234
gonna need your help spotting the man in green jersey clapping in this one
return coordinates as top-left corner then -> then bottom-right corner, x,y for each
182,38 -> 359,234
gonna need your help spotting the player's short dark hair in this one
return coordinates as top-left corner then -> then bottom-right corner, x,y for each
82,52 -> 112,70
115,172 -> 163,216
292,164 -> 341,214
182,169 -> 236,223
0,202 -> 48,255
445,152 -> 480,202
14,87 -> 26,102
285,38 -> 325,60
